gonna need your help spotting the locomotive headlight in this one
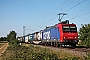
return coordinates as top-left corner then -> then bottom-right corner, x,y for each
74,37 -> 77,39
64,37 -> 66,39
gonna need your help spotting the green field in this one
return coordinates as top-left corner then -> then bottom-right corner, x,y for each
0,41 -> 7,48
0,44 -> 4,48
0,43 -> 89,60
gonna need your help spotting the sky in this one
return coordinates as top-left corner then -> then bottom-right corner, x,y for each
0,0 -> 90,37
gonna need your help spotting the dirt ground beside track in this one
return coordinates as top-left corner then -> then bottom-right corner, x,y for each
0,42 -> 8,56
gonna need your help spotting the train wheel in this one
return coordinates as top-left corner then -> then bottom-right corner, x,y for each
45,42 -> 49,46
71,44 -> 76,48
45,43 -> 47,46
50,43 -> 52,46
45,42 -> 47,46
54,42 -> 56,47
55,42 -> 59,47
56,44 -> 58,47
48,42 -> 51,46
60,45 -> 63,48
57,44 -> 60,47
51,42 -> 54,46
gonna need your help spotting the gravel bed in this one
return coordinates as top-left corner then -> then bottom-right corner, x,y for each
34,44 -> 90,57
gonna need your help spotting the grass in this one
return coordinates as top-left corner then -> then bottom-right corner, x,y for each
0,44 -> 5,48
0,45 -> 15,60
23,44 -> 84,60
0,41 -> 7,43
0,41 -> 8,48
0,43 -> 89,60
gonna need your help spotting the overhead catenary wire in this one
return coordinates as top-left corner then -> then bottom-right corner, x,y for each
32,15 -> 57,31
78,11 -> 90,17
39,0 -> 74,23
30,0 -> 70,27
40,0 -> 75,25
36,0 -> 87,30
64,0 -> 87,12
28,0 -> 87,33
70,7 -> 90,20
71,11 -> 90,20
42,0 -> 87,25
70,10 -> 82,20
58,0 -> 75,12
27,0 -> 71,31
35,0 -> 75,28
38,11 -> 90,32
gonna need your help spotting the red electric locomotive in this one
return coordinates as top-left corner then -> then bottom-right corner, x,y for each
56,20 -> 79,47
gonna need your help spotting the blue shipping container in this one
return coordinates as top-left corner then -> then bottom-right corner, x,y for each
42,27 -> 60,40
29,34 -> 34,41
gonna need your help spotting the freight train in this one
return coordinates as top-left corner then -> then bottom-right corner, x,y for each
17,20 -> 79,47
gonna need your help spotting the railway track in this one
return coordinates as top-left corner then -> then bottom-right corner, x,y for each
60,46 -> 90,52
32,44 -> 90,57
69,47 -> 90,52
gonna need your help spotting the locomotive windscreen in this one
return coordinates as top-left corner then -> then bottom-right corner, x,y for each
63,26 -> 77,32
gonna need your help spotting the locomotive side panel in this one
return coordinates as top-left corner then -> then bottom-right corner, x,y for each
42,27 -> 60,42
50,27 -> 60,42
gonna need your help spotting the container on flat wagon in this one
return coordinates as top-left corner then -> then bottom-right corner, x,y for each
22,36 -> 25,42
37,30 -> 43,40
17,37 -> 20,40
20,36 -> 23,42
34,32 -> 39,41
25,35 -> 29,43
28,34 -> 34,42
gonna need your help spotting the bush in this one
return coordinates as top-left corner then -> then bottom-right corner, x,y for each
14,46 -> 58,60
87,52 -> 90,60
59,56 -> 79,60
1,44 -> 80,60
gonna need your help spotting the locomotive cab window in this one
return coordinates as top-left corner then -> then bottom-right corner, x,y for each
70,26 -> 77,32
62,26 -> 77,32
63,26 -> 69,31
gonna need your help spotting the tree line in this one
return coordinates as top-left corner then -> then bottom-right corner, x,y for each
0,37 -> 7,41
0,30 -> 18,45
79,24 -> 90,46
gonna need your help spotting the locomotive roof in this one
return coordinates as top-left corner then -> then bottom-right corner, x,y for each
60,23 -> 76,26
44,23 -> 76,30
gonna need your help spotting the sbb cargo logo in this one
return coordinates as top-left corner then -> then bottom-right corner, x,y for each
43,31 -> 50,39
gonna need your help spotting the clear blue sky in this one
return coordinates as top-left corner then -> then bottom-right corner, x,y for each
0,0 -> 90,37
